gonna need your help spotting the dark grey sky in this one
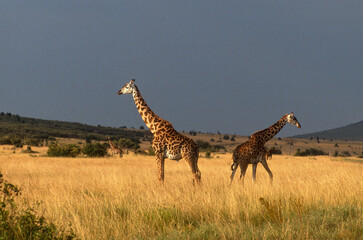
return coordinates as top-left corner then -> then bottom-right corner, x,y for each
1,1 -> 362,137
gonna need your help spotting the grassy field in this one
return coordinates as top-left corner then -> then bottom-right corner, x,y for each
0,146 -> 362,239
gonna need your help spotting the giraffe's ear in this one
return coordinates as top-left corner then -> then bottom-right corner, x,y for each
290,112 -> 294,116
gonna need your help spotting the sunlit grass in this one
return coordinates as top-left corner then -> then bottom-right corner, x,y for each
0,148 -> 362,239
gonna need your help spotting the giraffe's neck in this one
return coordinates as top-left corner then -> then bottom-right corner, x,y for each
251,114 -> 288,144
132,86 -> 164,134
108,140 -> 117,149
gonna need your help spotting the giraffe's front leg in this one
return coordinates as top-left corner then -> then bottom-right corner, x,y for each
260,158 -> 273,184
155,151 -> 165,182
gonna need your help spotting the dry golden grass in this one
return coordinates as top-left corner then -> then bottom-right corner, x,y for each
0,147 -> 362,239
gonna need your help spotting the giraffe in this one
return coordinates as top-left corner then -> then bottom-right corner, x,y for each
230,113 -> 301,184
117,79 -> 201,183
107,136 -> 123,158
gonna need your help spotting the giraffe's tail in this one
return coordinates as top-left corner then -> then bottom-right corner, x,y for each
231,151 -> 239,171
231,162 -> 238,171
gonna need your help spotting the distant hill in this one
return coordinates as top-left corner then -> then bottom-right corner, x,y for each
292,120 -> 363,141
0,112 -> 152,143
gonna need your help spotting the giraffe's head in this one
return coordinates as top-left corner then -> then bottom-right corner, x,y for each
117,79 -> 136,95
286,112 -> 301,128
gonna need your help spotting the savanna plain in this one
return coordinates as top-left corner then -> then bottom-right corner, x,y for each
0,147 -> 362,240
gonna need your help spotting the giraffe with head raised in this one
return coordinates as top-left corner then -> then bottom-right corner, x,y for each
117,79 -> 201,183
107,136 -> 123,157
230,113 -> 301,184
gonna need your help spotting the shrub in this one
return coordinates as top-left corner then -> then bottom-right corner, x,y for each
189,130 -> 197,136
24,137 -> 43,147
268,147 -> 282,155
0,136 -> 23,148
294,148 -> 328,156
0,172 -> 76,239
47,143 -> 81,157
82,142 -> 107,157
223,135 -> 229,140
196,140 -> 226,153
340,151 -> 351,157
118,138 -> 140,151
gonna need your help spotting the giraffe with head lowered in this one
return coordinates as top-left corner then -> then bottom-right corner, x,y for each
107,136 -> 123,157
117,79 -> 201,183
230,113 -> 301,184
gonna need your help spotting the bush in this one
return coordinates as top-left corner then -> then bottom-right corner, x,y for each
189,130 -> 197,136
196,140 -> 226,153
117,138 -> 140,151
340,151 -> 351,157
82,142 -> 107,157
223,135 -> 229,140
0,171 -> 76,239
24,137 -> 43,147
47,143 -> 81,157
268,147 -> 282,155
294,148 -> 328,156
0,136 -> 23,148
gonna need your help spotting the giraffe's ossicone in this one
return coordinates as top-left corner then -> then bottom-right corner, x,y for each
118,79 -> 201,183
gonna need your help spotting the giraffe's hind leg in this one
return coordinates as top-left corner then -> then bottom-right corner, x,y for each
239,162 -> 249,185
183,153 -> 201,184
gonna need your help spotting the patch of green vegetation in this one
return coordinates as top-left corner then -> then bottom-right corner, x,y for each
294,148 -> 328,156
0,171 -> 76,239
47,143 -> 82,157
0,112 -> 151,146
196,140 -> 226,153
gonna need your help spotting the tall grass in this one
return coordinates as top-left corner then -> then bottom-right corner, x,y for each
0,149 -> 362,239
